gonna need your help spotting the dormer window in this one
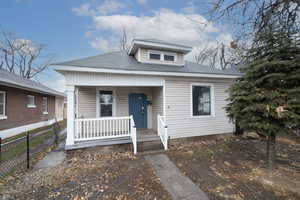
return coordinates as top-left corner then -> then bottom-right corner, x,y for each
164,54 -> 175,62
149,53 -> 161,60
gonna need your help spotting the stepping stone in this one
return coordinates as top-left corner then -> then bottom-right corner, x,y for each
34,151 -> 65,169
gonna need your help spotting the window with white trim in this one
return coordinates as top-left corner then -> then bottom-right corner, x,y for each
99,90 -> 113,117
0,91 -> 6,118
27,95 -> 36,108
192,85 -> 212,116
42,97 -> 48,114
149,53 -> 161,60
164,54 -> 175,62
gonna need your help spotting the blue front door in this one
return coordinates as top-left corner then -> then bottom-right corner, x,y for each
129,93 -> 147,128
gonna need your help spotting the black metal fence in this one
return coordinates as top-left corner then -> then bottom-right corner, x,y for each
0,121 -> 66,179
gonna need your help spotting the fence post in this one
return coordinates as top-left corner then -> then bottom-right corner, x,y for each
0,137 -> 2,165
26,132 -> 30,169
53,122 -> 59,145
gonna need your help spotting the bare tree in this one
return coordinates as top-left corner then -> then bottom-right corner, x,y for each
207,0 -> 300,40
193,0 -> 299,69
0,30 -> 53,79
119,27 -> 130,51
194,41 -> 247,69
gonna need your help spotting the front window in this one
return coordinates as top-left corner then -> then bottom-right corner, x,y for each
27,95 -> 36,108
99,90 -> 113,117
42,97 -> 48,114
149,53 -> 161,60
164,54 -> 175,61
0,91 -> 6,118
192,85 -> 211,116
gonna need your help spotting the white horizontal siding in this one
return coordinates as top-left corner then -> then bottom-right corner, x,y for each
152,87 -> 163,130
77,86 -> 163,130
77,87 -> 96,118
165,77 -> 234,138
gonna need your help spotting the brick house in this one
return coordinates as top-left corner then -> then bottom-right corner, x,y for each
0,69 -> 66,139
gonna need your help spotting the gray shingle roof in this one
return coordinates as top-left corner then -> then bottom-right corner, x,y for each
54,51 -> 242,76
0,69 -> 65,97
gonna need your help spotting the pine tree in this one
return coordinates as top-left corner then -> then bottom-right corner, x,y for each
226,31 -> 300,170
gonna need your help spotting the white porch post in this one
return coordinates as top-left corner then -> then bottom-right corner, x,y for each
66,85 -> 75,146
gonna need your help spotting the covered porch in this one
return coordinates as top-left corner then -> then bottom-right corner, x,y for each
66,83 -> 168,153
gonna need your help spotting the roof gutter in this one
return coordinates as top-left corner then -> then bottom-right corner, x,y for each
54,65 -> 241,79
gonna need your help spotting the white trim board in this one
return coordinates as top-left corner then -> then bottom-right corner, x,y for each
0,118 -> 64,139
55,66 -> 241,79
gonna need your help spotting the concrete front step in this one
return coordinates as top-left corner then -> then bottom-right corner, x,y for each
138,140 -> 165,153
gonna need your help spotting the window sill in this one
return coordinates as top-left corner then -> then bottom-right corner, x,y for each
27,105 -> 36,108
191,115 -> 215,118
43,112 -> 48,115
0,115 -> 7,120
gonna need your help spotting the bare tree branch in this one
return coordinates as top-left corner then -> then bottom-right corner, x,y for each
119,27 -> 130,51
0,29 -> 52,79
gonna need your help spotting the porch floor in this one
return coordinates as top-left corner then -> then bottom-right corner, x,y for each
66,129 -> 160,150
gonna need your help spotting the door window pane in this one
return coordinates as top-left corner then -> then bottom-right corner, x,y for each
193,86 -> 211,116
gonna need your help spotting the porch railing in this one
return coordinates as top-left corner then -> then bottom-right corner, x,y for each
74,116 -> 137,154
130,115 -> 137,154
157,114 -> 168,150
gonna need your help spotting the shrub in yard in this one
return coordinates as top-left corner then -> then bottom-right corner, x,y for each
226,30 -> 300,170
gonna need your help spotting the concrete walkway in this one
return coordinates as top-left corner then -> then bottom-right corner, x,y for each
34,129 -> 66,169
145,154 -> 209,200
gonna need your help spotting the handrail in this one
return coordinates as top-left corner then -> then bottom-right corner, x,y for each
157,114 -> 168,150
130,115 -> 137,154
75,116 -> 131,121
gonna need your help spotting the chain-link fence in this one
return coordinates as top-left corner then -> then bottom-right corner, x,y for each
0,121 -> 66,179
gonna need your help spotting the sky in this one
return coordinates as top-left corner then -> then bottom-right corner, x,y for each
0,0 -> 234,92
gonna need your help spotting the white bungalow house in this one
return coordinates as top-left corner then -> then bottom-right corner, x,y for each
54,39 -> 241,153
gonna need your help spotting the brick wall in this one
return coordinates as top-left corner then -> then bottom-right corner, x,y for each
0,85 -> 56,131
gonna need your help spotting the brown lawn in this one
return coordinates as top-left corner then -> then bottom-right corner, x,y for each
0,145 -> 171,200
167,135 -> 300,200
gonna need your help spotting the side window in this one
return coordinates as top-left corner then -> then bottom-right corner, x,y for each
27,95 -> 36,108
42,97 -> 48,114
192,85 -> 212,116
0,91 -> 6,119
